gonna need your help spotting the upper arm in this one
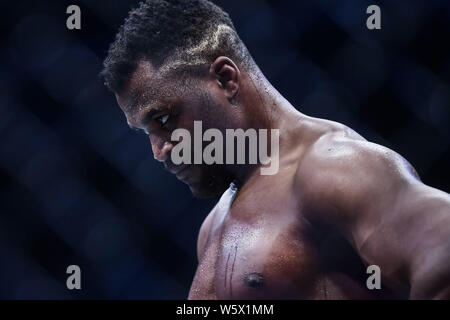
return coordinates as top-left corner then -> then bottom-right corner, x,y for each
297,131 -> 450,294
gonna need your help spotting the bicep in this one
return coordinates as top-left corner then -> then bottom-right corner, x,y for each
382,183 -> 450,297
356,182 -> 450,292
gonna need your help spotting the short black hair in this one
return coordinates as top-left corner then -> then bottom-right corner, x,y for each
100,0 -> 253,93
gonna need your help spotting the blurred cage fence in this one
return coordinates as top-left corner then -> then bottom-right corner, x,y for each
0,0 -> 449,298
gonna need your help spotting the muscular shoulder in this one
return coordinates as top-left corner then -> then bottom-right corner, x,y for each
298,125 -> 419,181
295,125 -> 420,229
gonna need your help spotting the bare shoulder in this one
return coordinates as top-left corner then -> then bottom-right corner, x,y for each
294,122 -> 421,225
293,119 -> 450,297
300,124 -> 420,181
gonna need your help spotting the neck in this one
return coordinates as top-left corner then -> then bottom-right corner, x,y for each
226,70 -> 305,185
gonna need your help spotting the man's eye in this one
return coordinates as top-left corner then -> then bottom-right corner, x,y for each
156,114 -> 170,125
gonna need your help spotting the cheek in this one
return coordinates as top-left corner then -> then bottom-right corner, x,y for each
194,89 -> 223,124
175,89 -> 228,131
200,102 -> 229,130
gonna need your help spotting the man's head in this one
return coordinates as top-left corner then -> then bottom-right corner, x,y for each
101,0 -> 261,197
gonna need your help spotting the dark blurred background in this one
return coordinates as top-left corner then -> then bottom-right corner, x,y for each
0,0 -> 449,299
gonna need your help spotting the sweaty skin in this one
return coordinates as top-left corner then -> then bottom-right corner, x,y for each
115,59 -> 450,300
189,119 -> 413,300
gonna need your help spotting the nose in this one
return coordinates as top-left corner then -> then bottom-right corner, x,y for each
150,136 -> 173,162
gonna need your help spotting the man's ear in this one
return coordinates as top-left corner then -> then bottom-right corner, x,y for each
210,56 -> 240,103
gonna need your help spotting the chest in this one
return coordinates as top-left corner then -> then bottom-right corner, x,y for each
189,181 -> 322,299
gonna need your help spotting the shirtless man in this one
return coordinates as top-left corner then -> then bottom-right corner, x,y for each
101,0 -> 450,299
